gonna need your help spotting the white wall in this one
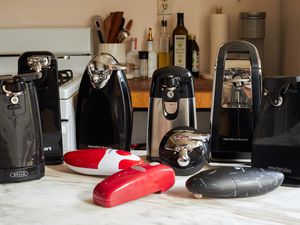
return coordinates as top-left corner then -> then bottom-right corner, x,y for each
0,0 -> 281,75
281,0 -> 300,76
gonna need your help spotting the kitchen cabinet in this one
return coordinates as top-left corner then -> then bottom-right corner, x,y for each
1,164 -> 299,225
128,78 -> 213,109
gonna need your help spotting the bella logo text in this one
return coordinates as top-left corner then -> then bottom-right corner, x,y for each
10,171 -> 29,178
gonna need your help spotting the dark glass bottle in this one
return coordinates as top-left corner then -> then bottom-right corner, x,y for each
187,34 -> 200,78
172,13 -> 188,68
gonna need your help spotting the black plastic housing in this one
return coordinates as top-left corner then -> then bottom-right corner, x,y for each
253,76 -> 300,186
76,68 -> 133,151
210,41 -> 262,162
186,167 -> 284,197
0,73 -> 44,183
150,66 -> 194,98
18,51 -> 63,165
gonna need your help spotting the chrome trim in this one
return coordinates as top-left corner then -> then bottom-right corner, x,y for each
87,53 -> 127,89
27,55 -> 51,74
147,97 -> 197,159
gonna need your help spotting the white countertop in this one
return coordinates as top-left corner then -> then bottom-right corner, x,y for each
1,164 -> 300,225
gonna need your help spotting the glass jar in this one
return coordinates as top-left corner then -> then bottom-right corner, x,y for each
138,51 -> 148,79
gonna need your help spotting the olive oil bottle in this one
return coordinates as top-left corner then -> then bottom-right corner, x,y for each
158,19 -> 170,68
172,13 -> 188,68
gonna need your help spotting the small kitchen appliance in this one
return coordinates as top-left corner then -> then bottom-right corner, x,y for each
210,40 -> 262,163
18,51 -> 63,164
0,28 -> 91,154
159,126 -> 209,176
93,162 -> 175,207
252,76 -> 300,186
147,66 -> 197,162
64,148 -> 143,176
186,167 -> 284,198
76,53 -> 133,150
0,72 -> 44,183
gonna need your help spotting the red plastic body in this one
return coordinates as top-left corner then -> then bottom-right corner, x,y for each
93,163 -> 175,207
63,148 -> 143,176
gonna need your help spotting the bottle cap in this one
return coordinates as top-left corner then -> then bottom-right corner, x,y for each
147,28 -> 153,41
215,7 -> 223,14
177,13 -> 184,18
188,34 -> 196,40
161,20 -> 167,27
138,51 -> 148,59
130,37 -> 137,50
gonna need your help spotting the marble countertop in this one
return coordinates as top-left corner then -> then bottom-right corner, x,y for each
1,164 -> 300,225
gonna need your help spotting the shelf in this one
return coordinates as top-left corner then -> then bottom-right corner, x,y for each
127,78 -> 213,109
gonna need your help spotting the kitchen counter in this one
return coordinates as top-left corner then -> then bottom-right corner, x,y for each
1,163 -> 300,225
128,78 -> 213,109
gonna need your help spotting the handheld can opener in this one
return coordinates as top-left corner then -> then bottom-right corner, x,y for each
93,162 -> 175,207
64,148 -> 143,176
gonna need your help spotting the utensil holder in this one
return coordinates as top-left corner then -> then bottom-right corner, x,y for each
98,43 -> 126,64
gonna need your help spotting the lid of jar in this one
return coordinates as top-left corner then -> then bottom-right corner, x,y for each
240,12 -> 266,19
138,51 -> 148,59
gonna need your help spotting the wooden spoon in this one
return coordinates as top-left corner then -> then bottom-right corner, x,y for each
108,11 -> 124,43
103,14 -> 114,43
125,19 -> 133,33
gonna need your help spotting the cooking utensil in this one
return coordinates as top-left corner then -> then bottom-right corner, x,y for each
119,17 -> 125,31
125,19 -> 133,32
91,15 -> 105,43
116,28 -> 130,43
107,11 -> 124,43
116,19 -> 132,43
113,17 -> 125,42
103,14 -> 113,42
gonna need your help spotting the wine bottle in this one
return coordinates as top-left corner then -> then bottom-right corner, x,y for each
187,34 -> 200,78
